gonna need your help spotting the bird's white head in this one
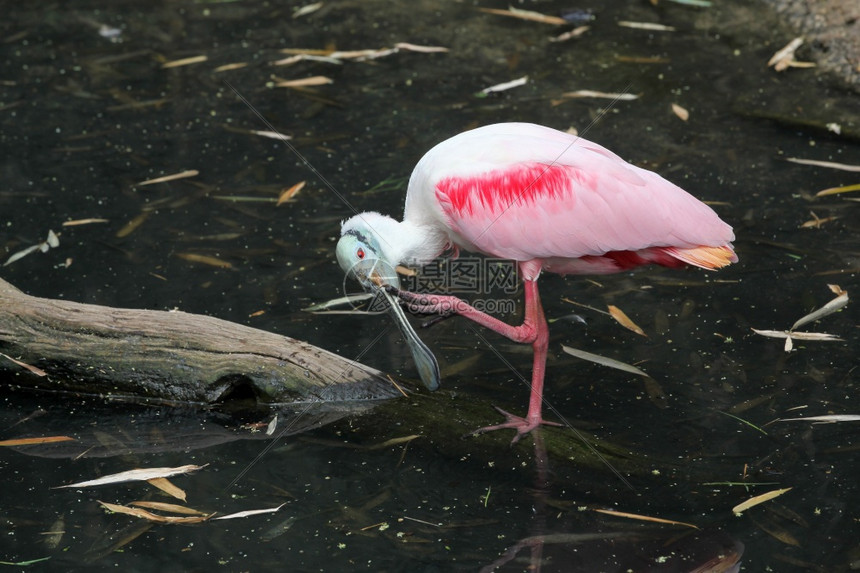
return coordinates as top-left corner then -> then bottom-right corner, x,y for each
336,212 -> 402,290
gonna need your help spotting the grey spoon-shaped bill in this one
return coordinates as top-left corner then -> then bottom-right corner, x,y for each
379,287 -> 440,391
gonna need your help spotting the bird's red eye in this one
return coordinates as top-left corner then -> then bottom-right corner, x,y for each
356,248 -> 365,259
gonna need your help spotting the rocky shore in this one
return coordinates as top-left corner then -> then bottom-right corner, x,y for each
761,0 -> 859,92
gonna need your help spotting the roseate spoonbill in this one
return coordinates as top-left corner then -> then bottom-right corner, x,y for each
337,122 -> 736,442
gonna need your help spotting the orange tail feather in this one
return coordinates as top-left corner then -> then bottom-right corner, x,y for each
664,245 -> 738,270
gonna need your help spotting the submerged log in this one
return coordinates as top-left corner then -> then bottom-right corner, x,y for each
0,277 -> 400,403
0,277 -> 678,483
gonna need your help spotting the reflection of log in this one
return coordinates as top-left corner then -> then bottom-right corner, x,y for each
0,277 -> 400,403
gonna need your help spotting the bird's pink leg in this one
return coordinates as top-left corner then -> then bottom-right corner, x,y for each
393,275 -> 559,443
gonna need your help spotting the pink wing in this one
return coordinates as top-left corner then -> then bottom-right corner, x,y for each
404,123 -> 736,273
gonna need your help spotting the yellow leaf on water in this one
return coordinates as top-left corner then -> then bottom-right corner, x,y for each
607,305 -> 647,337
732,487 -> 792,515
147,477 -> 187,502
816,183 -> 860,196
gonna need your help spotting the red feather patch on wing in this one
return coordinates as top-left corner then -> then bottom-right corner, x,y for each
437,163 -> 580,217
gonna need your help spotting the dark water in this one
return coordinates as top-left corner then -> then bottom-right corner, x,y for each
1,0 -> 858,571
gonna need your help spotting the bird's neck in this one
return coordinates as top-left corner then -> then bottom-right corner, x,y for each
381,219 -> 447,268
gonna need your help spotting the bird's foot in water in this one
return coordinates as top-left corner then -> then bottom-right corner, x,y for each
470,407 -> 563,445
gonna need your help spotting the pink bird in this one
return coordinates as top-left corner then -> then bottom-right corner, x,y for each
337,122 -> 736,442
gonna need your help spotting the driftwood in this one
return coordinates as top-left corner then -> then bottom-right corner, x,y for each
0,277 -> 400,404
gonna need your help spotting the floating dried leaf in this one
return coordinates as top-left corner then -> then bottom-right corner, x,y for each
3,244 -> 42,266
161,55 -> 208,69
246,130 -> 292,142
559,90 -> 640,101
778,414 -> 860,423
752,515 -> 801,546
800,211 -> 838,228
561,345 -> 650,377
279,48 -> 332,56
618,21 -> 676,31
550,26 -> 590,42
137,169 -> 199,186
767,37 -> 804,72
277,52 -> 326,65
130,501 -> 208,515
366,435 -> 420,450
115,211 -> 150,238
98,501 -> 213,524
273,75 -> 333,88
594,508 -> 699,529
479,6 -> 567,25
785,157 -> 860,172
266,414 -> 278,436
46,230 -> 60,248
393,42 -> 449,54
176,252 -> 233,269
751,328 -> 842,343
147,477 -> 187,502
607,305 -> 647,337
293,2 -> 323,18
212,503 -> 286,520
0,352 -> 48,376
303,293 -> 375,312
791,291 -> 848,331
0,435 -> 74,447
479,76 -> 528,95
213,62 -> 248,73
277,181 -> 305,205
57,464 -> 206,489
62,218 -> 110,226
732,487 -> 792,515
129,501 -> 208,515
331,48 -> 395,59
671,103 -> 689,121
816,183 -> 860,196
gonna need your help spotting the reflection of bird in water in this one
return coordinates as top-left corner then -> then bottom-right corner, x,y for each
338,122 -> 736,442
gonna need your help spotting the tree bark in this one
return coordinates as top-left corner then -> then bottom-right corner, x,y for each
0,277 -> 400,403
